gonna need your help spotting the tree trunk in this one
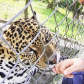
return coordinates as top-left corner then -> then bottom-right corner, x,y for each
47,0 -> 57,9
24,0 -> 29,18
47,0 -> 53,8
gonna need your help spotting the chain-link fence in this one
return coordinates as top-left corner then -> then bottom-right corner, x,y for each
0,0 -> 84,84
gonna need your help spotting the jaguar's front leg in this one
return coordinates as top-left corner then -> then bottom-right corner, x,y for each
25,66 -> 39,83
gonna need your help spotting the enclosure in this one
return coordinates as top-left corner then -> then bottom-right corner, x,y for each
0,0 -> 84,84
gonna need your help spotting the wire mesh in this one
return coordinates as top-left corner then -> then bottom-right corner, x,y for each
0,0 -> 84,84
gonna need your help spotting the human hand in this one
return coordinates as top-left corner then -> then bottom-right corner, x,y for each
52,58 -> 84,78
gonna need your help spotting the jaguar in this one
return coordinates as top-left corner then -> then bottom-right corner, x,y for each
0,12 -> 61,84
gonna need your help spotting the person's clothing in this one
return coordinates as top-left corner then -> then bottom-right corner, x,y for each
62,72 -> 84,84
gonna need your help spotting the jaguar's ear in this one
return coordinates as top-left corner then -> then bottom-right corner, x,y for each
32,11 -> 36,19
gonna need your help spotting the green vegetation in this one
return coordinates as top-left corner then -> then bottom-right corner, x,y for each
0,0 -> 80,37
0,0 -> 25,20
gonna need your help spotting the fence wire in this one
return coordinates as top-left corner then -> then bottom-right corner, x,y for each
0,0 -> 84,84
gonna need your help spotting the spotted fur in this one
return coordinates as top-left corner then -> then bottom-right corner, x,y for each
0,14 -> 60,84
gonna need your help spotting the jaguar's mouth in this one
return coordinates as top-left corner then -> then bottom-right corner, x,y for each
49,58 -> 57,65
39,55 -> 68,75
48,57 -> 58,69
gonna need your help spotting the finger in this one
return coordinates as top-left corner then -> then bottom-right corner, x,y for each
64,74 -> 74,78
52,61 -> 63,74
59,59 -> 73,73
64,65 -> 76,75
55,61 -> 63,73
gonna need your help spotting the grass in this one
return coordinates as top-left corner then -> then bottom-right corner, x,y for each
0,0 -> 82,40
0,0 -> 25,20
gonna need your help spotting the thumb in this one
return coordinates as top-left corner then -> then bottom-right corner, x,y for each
64,65 -> 76,75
